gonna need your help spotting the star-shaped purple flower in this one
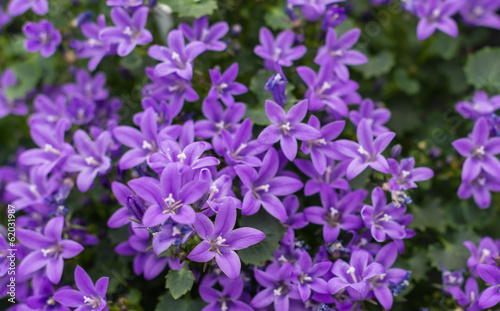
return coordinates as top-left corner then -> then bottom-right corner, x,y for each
415,0 -> 465,40
17,216 -> 84,284
453,117 -> 500,182
288,0 -> 343,21
100,7 -> 152,56
199,276 -> 253,311
314,28 -> 367,81
327,249 -> 384,300
235,148 -> 303,222
179,16 -> 229,51
349,99 -> 391,136
455,90 -> 500,120
361,187 -> 409,242
387,157 -> 434,191
148,29 -> 206,80
258,99 -> 321,161
54,265 -> 108,311
476,264 -> 500,309
64,130 -> 112,193
23,20 -> 62,57
207,63 -> 248,107
458,171 -> 500,208
254,27 -> 306,70
188,204 -> 265,279
335,118 -> 395,179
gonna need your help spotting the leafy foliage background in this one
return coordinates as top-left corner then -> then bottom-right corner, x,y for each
1,0 -> 499,310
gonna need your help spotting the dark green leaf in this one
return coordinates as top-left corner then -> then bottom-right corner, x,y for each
238,210 -> 285,265
155,292 -> 206,311
465,47 -> 500,92
165,268 -> 195,299
164,0 -> 217,18
353,50 -> 394,79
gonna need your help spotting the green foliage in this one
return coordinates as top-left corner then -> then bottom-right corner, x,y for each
465,47 -> 500,92
238,209 -> 286,265
165,268 -> 195,299
164,0 -> 218,18
155,292 -> 206,311
353,50 -> 395,79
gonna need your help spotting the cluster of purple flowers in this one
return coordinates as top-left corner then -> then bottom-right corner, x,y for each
286,0 -> 500,41
452,91 -> 500,208
0,1 -> 441,311
442,236 -> 500,309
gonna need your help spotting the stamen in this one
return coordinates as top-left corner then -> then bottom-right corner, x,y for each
177,152 -> 187,163
123,27 -> 133,36
402,170 -> 410,178
44,143 -> 61,155
347,266 -> 357,282
142,140 -> 153,150
380,214 -> 392,222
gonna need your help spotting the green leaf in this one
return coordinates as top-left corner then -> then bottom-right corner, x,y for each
165,269 -> 195,299
427,33 -> 458,60
264,6 -> 291,30
5,57 -> 42,99
465,47 -> 500,93
164,0 -> 217,18
155,292 -> 206,311
238,209 -> 285,265
427,230 -> 478,270
406,251 -> 429,282
394,68 -> 420,95
410,199 -> 446,234
353,50 -> 394,79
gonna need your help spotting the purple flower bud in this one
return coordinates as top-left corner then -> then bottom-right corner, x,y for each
126,195 -> 145,222
321,5 -> 346,30
71,10 -> 94,27
390,144 -> 402,159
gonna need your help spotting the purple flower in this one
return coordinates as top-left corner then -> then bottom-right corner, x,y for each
194,100 -> 246,156
460,0 -> 500,29
18,119 -> 74,176
26,276 -> 71,311
265,64 -> 288,107
349,99 -> 391,136
281,195 -> 308,242
53,265 -> 108,311
63,70 -> 109,101
0,69 -> 28,119
29,94 -> 68,126
114,107 -> 161,170
64,130 -> 112,193
130,163 -> 207,227
221,118 -> 268,167
291,251 -> 332,301
297,59 -> 361,113
235,148 -> 303,222
477,264 -> 500,308
314,28 -> 367,81
304,189 -> 366,243
207,63 -> 248,106
288,0 -> 343,21
179,16 -> 229,51
458,170 -> 500,208
148,29 -> 206,80
100,7 -> 152,56
455,91 -> 500,120
254,27 -> 306,70
415,0 -> 465,40
301,115 -> 345,174
188,204 -> 265,279
361,187 -> 409,242
251,263 -> 301,310
448,277 -> 480,310
8,0 -> 48,16
453,117 -> 500,182
258,100 -> 321,161
107,0 -> 143,6
23,20 -> 61,57
72,15 -> 114,71
335,118 -> 395,179
387,157 -> 434,191
115,223 -> 169,279
5,166 -> 61,213
17,217 -> 84,284
463,237 -> 499,277
371,242 -> 411,310
328,249 -> 384,299
322,5 -> 347,29
295,158 -> 350,198
148,139 -> 219,173
199,276 -> 253,311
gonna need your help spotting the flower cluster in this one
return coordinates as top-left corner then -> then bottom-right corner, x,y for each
286,0 -> 500,41
443,236 -> 500,309
0,1 -> 441,311
452,91 -> 500,208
